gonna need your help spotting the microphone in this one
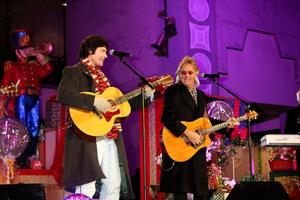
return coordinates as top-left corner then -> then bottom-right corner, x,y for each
109,49 -> 131,58
200,73 -> 222,79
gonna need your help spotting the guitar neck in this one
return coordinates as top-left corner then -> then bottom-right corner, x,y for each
116,89 -> 142,104
115,80 -> 161,104
201,114 -> 248,134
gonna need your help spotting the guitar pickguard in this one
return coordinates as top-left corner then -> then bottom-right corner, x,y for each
102,109 -> 121,122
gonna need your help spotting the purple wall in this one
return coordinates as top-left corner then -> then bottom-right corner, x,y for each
214,0 -> 300,103
66,0 -> 300,175
213,0 -> 300,132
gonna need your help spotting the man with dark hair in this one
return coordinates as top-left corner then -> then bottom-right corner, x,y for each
57,35 -> 154,199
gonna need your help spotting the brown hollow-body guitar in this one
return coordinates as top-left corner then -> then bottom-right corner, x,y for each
162,111 -> 258,162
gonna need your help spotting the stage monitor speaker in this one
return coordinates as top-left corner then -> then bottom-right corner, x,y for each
226,181 -> 289,200
0,183 -> 45,200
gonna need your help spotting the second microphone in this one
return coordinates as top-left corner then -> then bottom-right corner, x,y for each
109,49 -> 131,58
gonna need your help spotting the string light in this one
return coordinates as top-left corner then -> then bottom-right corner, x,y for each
64,194 -> 92,200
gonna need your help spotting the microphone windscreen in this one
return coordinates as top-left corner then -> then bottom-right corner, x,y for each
109,49 -> 115,55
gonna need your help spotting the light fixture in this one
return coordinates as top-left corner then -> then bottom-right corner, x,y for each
164,16 -> 177,38
151,32 -> 169,57
151,15 -> 177,57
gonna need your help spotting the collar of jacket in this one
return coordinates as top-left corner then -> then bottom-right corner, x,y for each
77,62 -> 96,92
78,62 -> 91,76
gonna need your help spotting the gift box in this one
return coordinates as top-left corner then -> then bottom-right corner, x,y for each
269,160 -> 293,171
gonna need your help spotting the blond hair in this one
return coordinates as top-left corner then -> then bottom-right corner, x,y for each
175,56 -> 200,87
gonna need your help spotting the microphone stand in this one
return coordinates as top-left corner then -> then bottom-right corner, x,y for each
117,55 -> 153,200
209,77 -> 254,178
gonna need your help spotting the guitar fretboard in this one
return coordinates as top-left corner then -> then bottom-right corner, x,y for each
199,114 -> 249,135
116,89 -> 142,104
115,78 -> 167,104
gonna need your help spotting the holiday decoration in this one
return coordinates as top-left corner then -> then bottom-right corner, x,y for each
64,193 -> 92,200
0,118 -> 29,182
268,147 -> 296,172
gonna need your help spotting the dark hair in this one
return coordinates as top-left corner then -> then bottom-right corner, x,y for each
79,35 -> 108,58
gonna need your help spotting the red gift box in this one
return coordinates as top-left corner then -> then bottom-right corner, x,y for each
269,160 -> 293,171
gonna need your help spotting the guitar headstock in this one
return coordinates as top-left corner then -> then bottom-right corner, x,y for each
246,110 -> 258,121
147,74 -> 174,94
0,81 -> 20,97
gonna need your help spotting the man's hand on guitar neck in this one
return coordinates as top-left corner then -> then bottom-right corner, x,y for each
144,85 -> 155,99
183,129 -> 202,146
227,117 -> 240,128
94,96 -> 112,113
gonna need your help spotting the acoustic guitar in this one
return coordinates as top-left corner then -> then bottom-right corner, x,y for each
69,74 -> 173,137
162,110 -> 258,162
